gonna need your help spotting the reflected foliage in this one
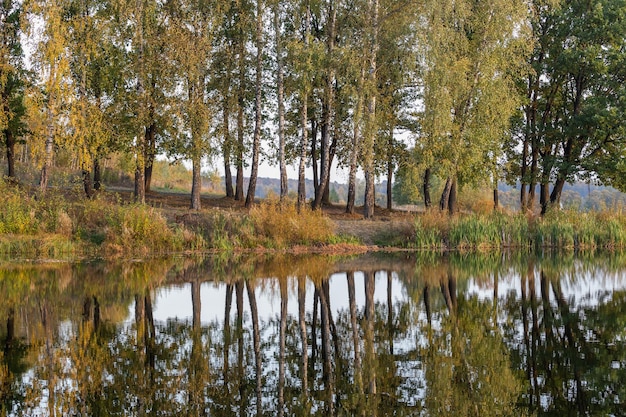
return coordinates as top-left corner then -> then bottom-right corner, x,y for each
1,252 -> 626,415
423,296 -> 523,417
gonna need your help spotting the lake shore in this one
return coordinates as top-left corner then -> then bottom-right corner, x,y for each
2,184 -> 626,260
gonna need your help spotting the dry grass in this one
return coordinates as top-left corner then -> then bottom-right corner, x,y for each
249,198 -> 334,248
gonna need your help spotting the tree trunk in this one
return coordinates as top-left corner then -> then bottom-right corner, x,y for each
494,187 -> 499,211
82,168 -> 94,199
347,66 -> 365,214
439,177 -> 451,211
362,0 -> 379,220
245,0 -> 264,208
235,28 -> 246,202
448,176 -> 457,215
312,119 -> 318,196
313,2 -> 336,210
528,182 -> 536,212
5,129 -> 16,179
93,157 -> 102,191
223,100 -> 234,198
540,182 -> 549,215
521,105 -> 530,211
275,4 -> 288,200
134,155 -> 146,204
322,136 -> 337,205
39,107 -> 55,192
387,155 -> 393,211
550,177 -> 565,209
297,106 -> 308,209
494,174 -> 499,211
144,122 -> 156,193
364,169 -> 375,219
423,168 -> 432,208
191,153 -> 202,209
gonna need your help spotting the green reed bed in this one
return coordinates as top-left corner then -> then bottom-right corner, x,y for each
448,213 -> 530,250
413,209 -> 626,251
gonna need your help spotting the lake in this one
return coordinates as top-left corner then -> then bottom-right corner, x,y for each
1,251 -> 625,416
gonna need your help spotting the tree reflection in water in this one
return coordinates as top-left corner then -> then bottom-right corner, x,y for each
1,252 -> 626,415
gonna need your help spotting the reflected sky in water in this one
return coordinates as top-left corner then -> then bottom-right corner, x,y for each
1,251 -> 625,416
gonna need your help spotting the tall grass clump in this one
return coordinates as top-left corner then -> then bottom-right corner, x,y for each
531,209 -> 626,250
447,212 -> 528,250
532,209 -> 577,248
414,211 -> 531,250
250,199 -> 333,248
592,211 -> 626,248
413,210 -> 447,249
206,211 -> 253,250
449,214 -> 504,250
103,204 -> 185,255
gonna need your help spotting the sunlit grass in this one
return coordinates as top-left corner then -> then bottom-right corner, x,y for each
412,208 -> 626,251
249,198 -> 334,248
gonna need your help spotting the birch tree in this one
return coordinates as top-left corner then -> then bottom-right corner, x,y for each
64,0 -> 114,197
244,0 -> 264,207
362,0 -> 380,219
296,0 -> 311,209
110,0 -> 170,203
28,0 -> 71,192
419,0 -> 530,214
167,0 -> 218,209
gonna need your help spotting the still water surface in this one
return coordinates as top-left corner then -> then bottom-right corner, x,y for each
1,252 -> 625,416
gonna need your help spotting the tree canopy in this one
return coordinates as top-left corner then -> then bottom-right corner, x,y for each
0,0 -> 624,216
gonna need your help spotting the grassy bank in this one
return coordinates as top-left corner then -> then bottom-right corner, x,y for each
0,181 -> 351,258
412,209 -> 626,250
3,179 -> 626,258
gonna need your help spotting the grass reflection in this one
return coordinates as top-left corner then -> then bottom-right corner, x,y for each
1,252 -> 626,415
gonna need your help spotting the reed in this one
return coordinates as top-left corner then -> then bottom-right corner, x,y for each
413,210 -> 447,250
449,214 -> 504,250
412,209 -> 626,251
